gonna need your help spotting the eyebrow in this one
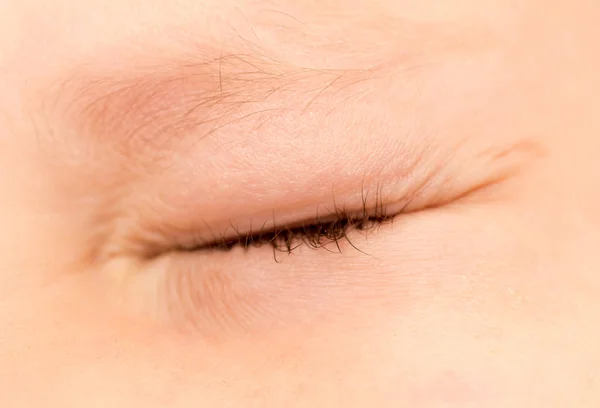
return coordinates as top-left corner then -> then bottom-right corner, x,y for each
46,50 -> 379,159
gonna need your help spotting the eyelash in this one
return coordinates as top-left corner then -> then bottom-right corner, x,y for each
184,204 -> 395,261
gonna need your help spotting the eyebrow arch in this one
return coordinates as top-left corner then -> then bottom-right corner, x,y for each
46,51 -> 379,156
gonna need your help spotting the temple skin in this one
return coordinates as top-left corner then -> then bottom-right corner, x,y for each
1,0 -> 600,407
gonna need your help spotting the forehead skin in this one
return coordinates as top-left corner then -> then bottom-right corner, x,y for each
1,0 -> 600,407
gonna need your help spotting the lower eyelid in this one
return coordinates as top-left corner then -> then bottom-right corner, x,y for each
130,221 -> 393,336
148,248 -> 296,334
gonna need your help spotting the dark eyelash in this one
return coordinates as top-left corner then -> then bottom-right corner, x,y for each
188,205 -> 395,261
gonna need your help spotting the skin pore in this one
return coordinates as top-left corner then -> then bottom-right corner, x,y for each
1,0 -> 600,406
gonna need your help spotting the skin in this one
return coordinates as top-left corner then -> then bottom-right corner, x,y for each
1,0 -> 600,406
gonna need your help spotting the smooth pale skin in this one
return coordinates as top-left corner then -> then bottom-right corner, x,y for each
1,0 -> 600,406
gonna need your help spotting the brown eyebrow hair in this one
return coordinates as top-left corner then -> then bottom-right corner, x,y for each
42,49 -> 380,159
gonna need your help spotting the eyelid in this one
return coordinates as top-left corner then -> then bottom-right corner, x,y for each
176,210 -> 395,257
138,189 -> 403,261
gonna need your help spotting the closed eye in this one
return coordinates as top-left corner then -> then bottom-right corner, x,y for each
170,203 -> 397,262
